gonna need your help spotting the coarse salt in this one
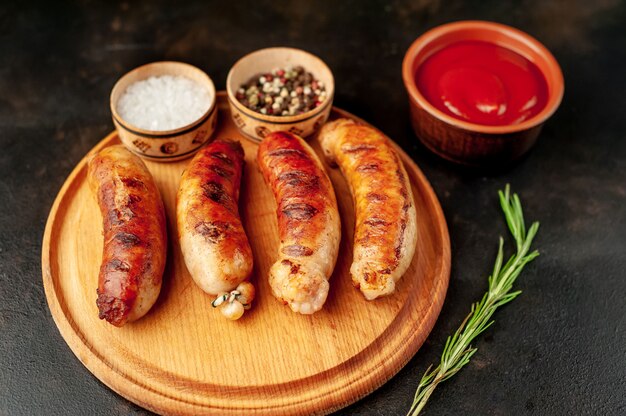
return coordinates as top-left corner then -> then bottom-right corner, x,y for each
117,75 -> 212,131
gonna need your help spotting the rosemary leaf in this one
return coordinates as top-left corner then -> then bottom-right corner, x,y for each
407,185 -> 540,416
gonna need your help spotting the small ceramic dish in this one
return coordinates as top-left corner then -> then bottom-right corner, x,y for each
110,61 -> 217,162
402,21 -> 564,167
226,47 -> 334,142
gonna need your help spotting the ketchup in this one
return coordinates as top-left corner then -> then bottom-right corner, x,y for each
415,40 -> 548,126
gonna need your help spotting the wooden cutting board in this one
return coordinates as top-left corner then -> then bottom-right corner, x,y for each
41,93 -> 450,416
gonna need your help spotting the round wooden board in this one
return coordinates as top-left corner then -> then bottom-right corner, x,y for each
41,93 -> 450,416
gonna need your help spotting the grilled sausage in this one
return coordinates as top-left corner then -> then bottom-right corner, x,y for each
177,139 -> 254,319
318,118 -> 417,300
257,131 -> 340,314
87,145 -> 167,326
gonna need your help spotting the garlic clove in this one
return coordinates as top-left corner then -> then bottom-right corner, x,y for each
221,300 -> 245,320
235,282 -> 255,305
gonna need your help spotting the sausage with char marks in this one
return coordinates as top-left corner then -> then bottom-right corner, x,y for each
88,145 -> 167,326
318,118 -> 418,300
257,131 -> 340,314
177,139 -> 254,319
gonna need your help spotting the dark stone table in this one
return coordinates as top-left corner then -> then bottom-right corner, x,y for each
1,1 -> 624,415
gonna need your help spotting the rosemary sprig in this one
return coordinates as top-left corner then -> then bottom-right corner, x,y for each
407,185 -> 540,416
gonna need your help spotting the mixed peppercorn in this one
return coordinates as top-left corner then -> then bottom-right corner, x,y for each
235,66 -> 327,116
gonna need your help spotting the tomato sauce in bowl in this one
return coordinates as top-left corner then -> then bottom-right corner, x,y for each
402,21 -> 564,166
415,40 -> 548,126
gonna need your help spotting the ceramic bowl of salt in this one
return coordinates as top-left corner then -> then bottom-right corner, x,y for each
110,61 -> 217,162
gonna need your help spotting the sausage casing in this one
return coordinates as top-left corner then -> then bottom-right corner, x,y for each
177,139 -> 253,295
319,118 -> 418,300
257,131 -> 340,314
88,145 -> 167,326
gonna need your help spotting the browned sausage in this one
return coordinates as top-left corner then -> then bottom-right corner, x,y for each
257,131 -> 340,314
87,145 -> 167,326
177,139 -> 254,319
319,118 -> 417,300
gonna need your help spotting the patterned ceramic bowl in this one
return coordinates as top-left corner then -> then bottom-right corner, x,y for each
226,47 -> 334,142
110,61 -> 218,162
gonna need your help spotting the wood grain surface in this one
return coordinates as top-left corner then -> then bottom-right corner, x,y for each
41,93 -> 450,416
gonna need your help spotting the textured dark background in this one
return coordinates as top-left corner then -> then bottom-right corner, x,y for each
1,0 -> 625,415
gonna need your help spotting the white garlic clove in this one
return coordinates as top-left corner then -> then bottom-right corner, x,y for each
221,300 -> 245,320
235,282 -> 255,305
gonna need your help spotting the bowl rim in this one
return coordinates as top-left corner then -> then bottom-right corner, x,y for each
110,61 -> 217,137
226,47 -> 335,124
402,20 -> 564,134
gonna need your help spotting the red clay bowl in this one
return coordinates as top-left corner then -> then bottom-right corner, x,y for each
402,21 -> 564,167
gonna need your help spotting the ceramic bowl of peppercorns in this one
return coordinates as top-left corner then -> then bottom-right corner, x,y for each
226,47 -> 334,142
